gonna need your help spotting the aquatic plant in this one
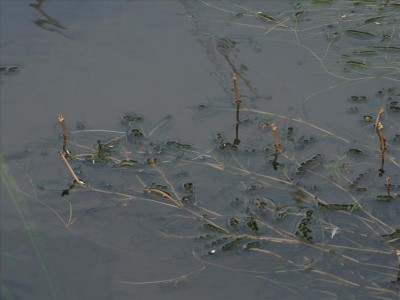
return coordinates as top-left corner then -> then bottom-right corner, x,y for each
47,69 -> 400,298
3,1 -> 400,298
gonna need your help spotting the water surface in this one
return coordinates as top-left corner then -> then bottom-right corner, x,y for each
1,1 -> 400,299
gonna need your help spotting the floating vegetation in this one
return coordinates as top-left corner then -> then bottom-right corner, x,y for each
381,230 -> 400,243
350,95 -> 367,102
362,115 -> 373,122
128,128 -> 144,138
221,237 -> 248,252
246,217 -> 259,235
297,154 -> 322,172
166,141 -> 192,150
115,159 -> 139,167
368,46 -> 400,51
346,29 -> 375,38
295,210 -> 314,242
345,60 -> 367,67
348,148 -> 363,155
388,101 -> 400,112
120,113 -> 144,125
43,65 -> 399,297
9,1 -> 400,298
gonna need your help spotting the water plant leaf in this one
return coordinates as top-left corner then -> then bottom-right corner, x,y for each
246,217 -> 259,234
221,237 -> 248,251
256,12 -> 277,22
346,60 -> 367,67
346,29 -> 375,37
368,46 -> 400,51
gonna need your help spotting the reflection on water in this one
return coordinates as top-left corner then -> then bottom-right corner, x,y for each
29,0 -> 70,39
29,0 -> 67,35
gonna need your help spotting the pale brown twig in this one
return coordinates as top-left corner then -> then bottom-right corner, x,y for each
58,114 -> 67,152
374,107 -> 386,154
59,151 -> 84,186
374,107 -> 384,132
231,73 -> 241,105
148,188 -> 181,208
271,123 -> 281,152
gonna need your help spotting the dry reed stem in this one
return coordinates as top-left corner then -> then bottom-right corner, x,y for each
231,73 -> 241,105
151,164 -> 183,208
248,247 -> 284,258
374,107 -> 386,157
271,123 -> 280,151
148,188 -> 181,208
310,270 -> 360,287
58,114 -> 67,151
377,122 -> 386,154
59,151 -> 84,186
184,207 -> 229,234
58,114 -> 67,139
374,107 -> 384,131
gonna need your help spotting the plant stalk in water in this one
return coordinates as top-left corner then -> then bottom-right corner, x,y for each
374,107 -> 386,176
59,151 -> 84,186
271,123 -> 281,152
58,114 -> 67,152
232,73 -> 241,123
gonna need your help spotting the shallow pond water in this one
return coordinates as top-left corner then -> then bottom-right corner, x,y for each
1,1 -> 400,299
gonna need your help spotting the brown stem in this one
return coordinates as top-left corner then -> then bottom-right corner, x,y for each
271,123 -> 280,152
59,151 -> 84,186
232,73 -> 241,106
58,114 -> 67,152
374,108 -> 386,176
374,107 -> 384,133
377,122 -> 386,154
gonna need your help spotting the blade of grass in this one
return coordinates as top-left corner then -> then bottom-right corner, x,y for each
0,155 -> 62,299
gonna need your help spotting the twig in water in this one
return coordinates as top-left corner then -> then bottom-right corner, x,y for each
58,114 -> 67,152
374,107 -> 386,153
374,107 -> 386,176
59,151 -> 84,186
271,123 -> 281,152
232,73 -> 241,123
374,107 -> 384,132
232,73 -> 241,106
148,188 -> 181,208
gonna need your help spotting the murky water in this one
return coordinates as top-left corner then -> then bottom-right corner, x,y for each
1,1 -> 400,299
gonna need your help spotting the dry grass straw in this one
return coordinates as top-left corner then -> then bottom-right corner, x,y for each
58,114 -> 84,186
231,73 -> 241,106
59,151 -> 84,186
374,107 -> 386,156
271,123 -> 281,152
